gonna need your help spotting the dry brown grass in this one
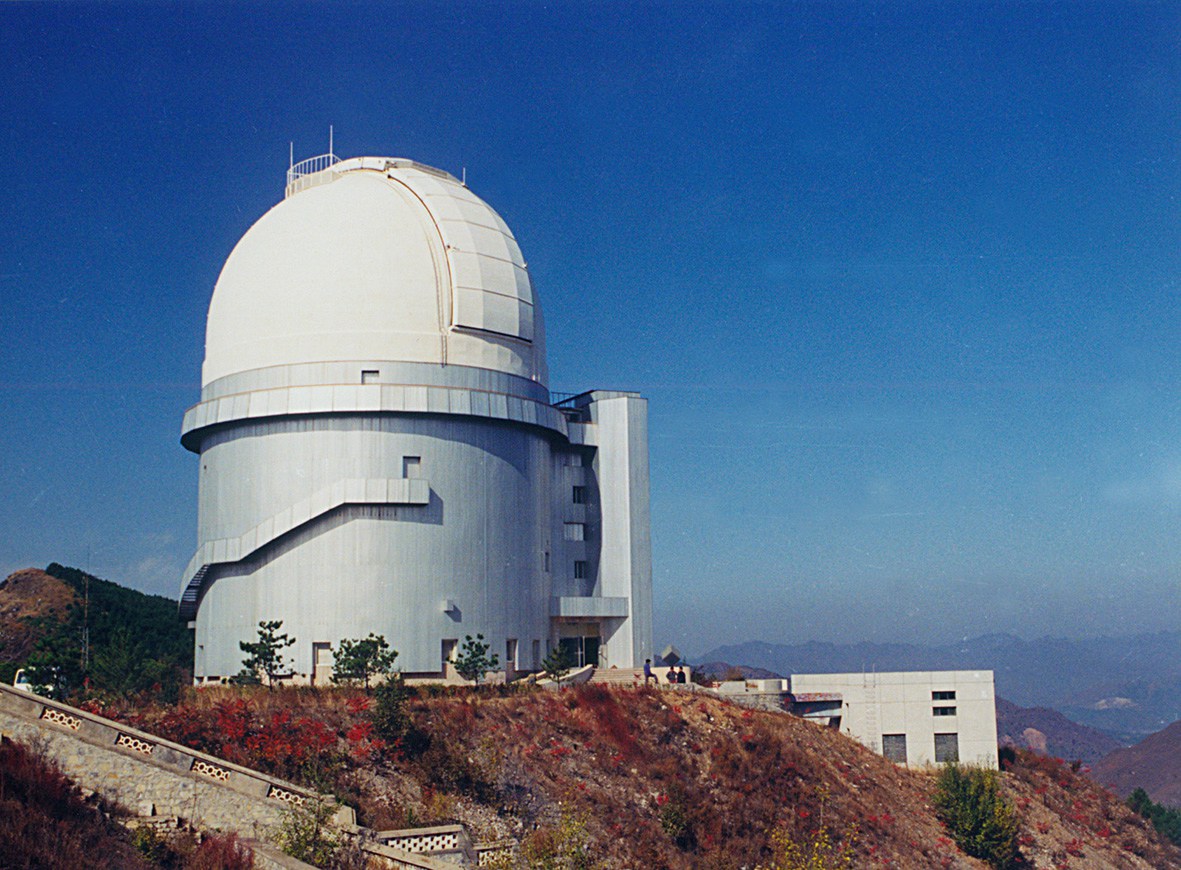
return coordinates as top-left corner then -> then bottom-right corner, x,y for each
92,684 -> 1181,869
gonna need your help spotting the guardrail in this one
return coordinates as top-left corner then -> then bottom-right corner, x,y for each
285,152 -> 341,197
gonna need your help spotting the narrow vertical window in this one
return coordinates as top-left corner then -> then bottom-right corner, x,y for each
572,485 -> 587,504
574,560 -> 588,579
403,456 -> 421,478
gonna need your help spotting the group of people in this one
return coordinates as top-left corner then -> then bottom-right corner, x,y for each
642,658 -> 688,686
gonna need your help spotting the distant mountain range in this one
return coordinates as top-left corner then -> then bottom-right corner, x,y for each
699,633 -> 1181,738
995,698 -> 1122,765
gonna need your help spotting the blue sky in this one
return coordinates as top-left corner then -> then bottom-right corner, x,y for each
1,2 -> 1178,654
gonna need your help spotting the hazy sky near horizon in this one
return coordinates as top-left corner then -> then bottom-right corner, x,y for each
1,2 -> 1178,654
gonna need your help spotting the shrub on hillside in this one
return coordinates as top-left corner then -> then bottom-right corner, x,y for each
0,736 -> 151,868
1127,787 -> 1181,845
932,764 -> 1020,869
186,831 -> 255,869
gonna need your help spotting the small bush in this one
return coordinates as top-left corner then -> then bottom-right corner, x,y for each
186,831 -> 254,869
932,764 -> 1020,869
1127,787 -> 1181,845
373,670 -> 425,755
130,824 -> 170,863
757,824 -> 856,869
541,645 -> 574,682
519,808 -> 595,869
276,797 -> 341,867
658,792 -> 695,851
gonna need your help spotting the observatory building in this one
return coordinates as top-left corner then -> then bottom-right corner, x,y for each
179,154 -> 652,683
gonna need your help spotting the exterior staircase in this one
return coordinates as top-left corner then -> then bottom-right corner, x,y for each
0,683 -> 501,868
588,666 -> 691,686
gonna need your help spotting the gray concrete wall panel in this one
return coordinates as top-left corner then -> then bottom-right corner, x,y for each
192,414 -> 555,676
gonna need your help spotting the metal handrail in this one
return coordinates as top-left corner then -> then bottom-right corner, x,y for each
285,152 -> 341,197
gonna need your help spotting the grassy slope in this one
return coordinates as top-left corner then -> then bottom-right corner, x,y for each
110,684 -> 1181,869
0,736 -> 151,869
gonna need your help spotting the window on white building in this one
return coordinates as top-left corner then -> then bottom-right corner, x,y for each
563,522 -> 585,541
882,733 -> 907,763
933,690 -> 956,701
934,732 -> 959,763
933,706 -> 957,716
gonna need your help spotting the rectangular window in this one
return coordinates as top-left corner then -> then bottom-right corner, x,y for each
932,690 -> 956,701
573,560 -> 588,579
532,639 -> 541,669
934,733 -> 960,764
882,733 -> 908,763
566,454 -> 582,467
361,369 -> 380,384
544,550 -> 551,572
563,522 -> 585,541
403,456 -> 421,478
933,706 -> 957,716
572,485 -> 587,504
506,639 -> 518,671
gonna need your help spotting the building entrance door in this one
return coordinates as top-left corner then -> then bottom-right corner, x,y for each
312,642 -> 332,686
558,634 -> 601,667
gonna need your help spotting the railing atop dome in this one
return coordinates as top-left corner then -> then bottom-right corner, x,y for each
285,152 -> 341,198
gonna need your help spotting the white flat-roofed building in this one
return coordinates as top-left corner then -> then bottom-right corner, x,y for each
790,670 -> 999,768
179,154 -> 652,683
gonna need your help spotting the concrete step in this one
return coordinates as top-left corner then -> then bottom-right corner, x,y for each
588,667 -> 645,685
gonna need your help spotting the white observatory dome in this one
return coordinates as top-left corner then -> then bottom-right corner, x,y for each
203,156 -> 546,387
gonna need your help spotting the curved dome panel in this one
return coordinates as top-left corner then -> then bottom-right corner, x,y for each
202,157 -> 546,387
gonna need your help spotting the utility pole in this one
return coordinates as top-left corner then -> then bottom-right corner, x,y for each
82,547 -> 90,672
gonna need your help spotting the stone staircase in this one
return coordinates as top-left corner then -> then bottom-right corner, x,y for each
587,666 -> 692,687
0,683 -> 492,868
588,666 -> 644,686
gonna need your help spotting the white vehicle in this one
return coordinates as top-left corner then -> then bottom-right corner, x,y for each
12,668 -> 54,696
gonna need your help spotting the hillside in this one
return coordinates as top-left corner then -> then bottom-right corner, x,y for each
0,564 -> 192,697
997,697 -> 1123,765
702,633 -> 1181,736
89,683 -> 1181,869
0,567 -> 77,670
0,735 -> 151,868
1092,720 -> 1181,805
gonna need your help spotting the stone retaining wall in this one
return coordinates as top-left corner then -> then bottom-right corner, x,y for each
0,684 -> 354,837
